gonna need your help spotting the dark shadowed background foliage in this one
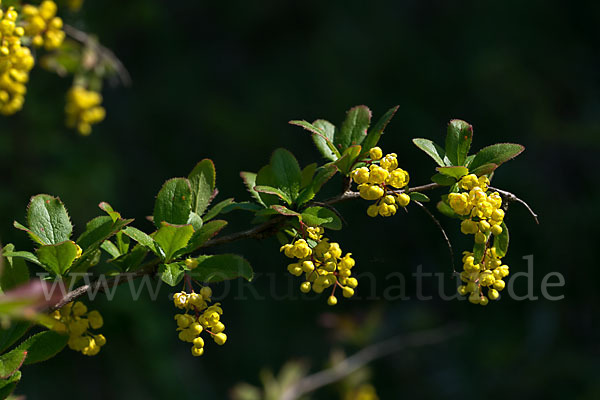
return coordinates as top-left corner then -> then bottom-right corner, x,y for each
1,0 -> 598,399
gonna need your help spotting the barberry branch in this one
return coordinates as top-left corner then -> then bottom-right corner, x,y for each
412,200 -> 456,273
323,182 -> 442,205
280,323 -> 465,400
488,186 -> 539,224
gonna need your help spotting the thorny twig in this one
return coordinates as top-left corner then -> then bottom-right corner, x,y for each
489,186 -> 539,224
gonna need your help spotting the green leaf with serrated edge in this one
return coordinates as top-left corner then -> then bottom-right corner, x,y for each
0,321 -> 31,353
100,240 -> 121,258
301,207 -> 342,230
359,105 -> 399,158
98,202 -> 120,222
445,119 -> 473,166
187,211 -> 203,231
204,198 -> 235,221
26,195 -> 72,245
122,227 -> 161,256
110,245 -> 148,272
494,222 -> 509,258
255,165 -> 280,206
296,164 -> 338,206
436,201 -> 461,219
336,105 -> 371,152
473,241 -> 486,263
270,205 -> 300,217
17,330 -> 68,365
0,348 -> 26,379
36,241 -> 79,275
413,138 -> 448,167
182,220 -> 228,254
153,178 -> 193,227
254,185 -> 292,205
190,254 -> 253,283
335,145 -> 362,176
240,172 -> 265,207
154,223 -> 194,261
1,244 -> 29,291
271,148 -> 302,202
470,163 -> 498,177
76,216 -> 132,255
158,263 -> 185,286
188,159 -> 216,216
469,143 -> 525,171
13,221 -> 44,245
431,173 -> 456,186
289,120 -> 340,160
436,166 -> 469,180
300,163 -> 317,189
408,192 -> 430,202
2,250 -> 42,267
0,369 -> 21,399
221,201 -> 263,214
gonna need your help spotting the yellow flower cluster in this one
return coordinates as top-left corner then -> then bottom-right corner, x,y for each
49,301 -> 106,356
0,4 -> 34,115
280,226 -> 357,305
351,147 -> 411,217
21,1 -> 65,50
65,85 -> 106,135
458,247 -> 509,305
173,286 -> 227,356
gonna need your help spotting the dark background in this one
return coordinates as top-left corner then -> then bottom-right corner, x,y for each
1,0 -> 598,399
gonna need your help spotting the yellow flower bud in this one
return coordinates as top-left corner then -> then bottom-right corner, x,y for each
369,147 -> 383,160
327,295 -> 338,306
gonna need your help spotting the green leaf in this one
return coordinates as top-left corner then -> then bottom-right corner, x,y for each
436,201 -> 461,219
76,215 -> 132,255
0,370 -> 20,399
36,241 -> 80,275
300,163 -> 317,189
122,227 -> 161,256
240,172 -> 265,207
191,254 -> 253,283
359,105 -> 399,158
413,138 -> 448,167
465,154 -> 476,168
184,220 -> 228,253
473,241 -> 486,262
335,145 -> 362,175
445,119 -> 473,166
470,163 -> 498,177
153,178 -> 193,227
17,330 -> 68,365
0,321 -> 31,353
153,223 -> 195,261
187,211 -> 203,231
110,245 -> 148,272
255,165 -> 280,206
100,240 -> 121,258
158,263 -> 185,286
296,164 -> 338,205
26,194 -> 73,245
270,205 -> 300,217
220,201 -> 263,214
469,143 -> 525,171
12,221 -> 44,245
1,244 -> 29,291
271,148 -> 302,202
431,173 -> 456,186
188,159 -> 216,216
336,105 -> 371,152
0,348 -> 26,379
203,198 -> 235,221
494,222 -> 509,258
254,185 -> 292,205
289,120 -> 340,161
98,202 -> 121,222
408,192 -> 430,202
436,166 -> 469,180
301,207 -> 342,230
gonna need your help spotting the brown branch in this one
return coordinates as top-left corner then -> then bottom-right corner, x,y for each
280,324 -> 464,400
413,200 -> 456,273
488,186 -> 539,224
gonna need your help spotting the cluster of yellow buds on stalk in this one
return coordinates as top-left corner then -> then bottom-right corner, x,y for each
173,285 -> 227,357
48,301 -> 106,356
0,3 -> 34,115
21,1 -> 65,50
449,174 -> 509,305
280,226 -> 357,305
65,85 -> 106,135
351,147 -> 411,217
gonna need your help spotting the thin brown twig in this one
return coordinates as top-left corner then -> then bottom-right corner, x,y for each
413,200 -> 456,273
488,186 -> 539,224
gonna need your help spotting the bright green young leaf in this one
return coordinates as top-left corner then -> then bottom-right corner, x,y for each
100,240 -> 121,258
436,166 -> 469,180
187,211 -> 203,231
203,198 -> 235,221
431,173 -> 456,186
359,105 -> 399,158
335,145 -> 362,175
183,220 -> 228,254
445,119 -> 473,166
191,254 -> 253,283
76,215 -> 132,255
412,138 -> 448,167
271,148 -> 302,202
0,321 -> 31,353
188,159 -> 216,216
1,244 -> 30,291
0,370 -> 21,399
158,263 -> 185,286
494,222 -> 509,258
301,206 -> 342,230
436,201 -> 461,219
26,194 -> 73,245
0,348 -> 26,379
254,185 -> 292,205
36,240 -> 80,275
17,330 -> 69,365
153,178 -> 193,227
408,192 -> 430,202
289,120 -> 340,161
296,164 -> 338,205
122,227 -> 161,256
469,143 -> 525,171
98,202 -> 121,222
336,105 -> 371,152
153,223 -> 195,261
240,171 -> 265,207
300,163 -> 317,189
470,163 -> 498,177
